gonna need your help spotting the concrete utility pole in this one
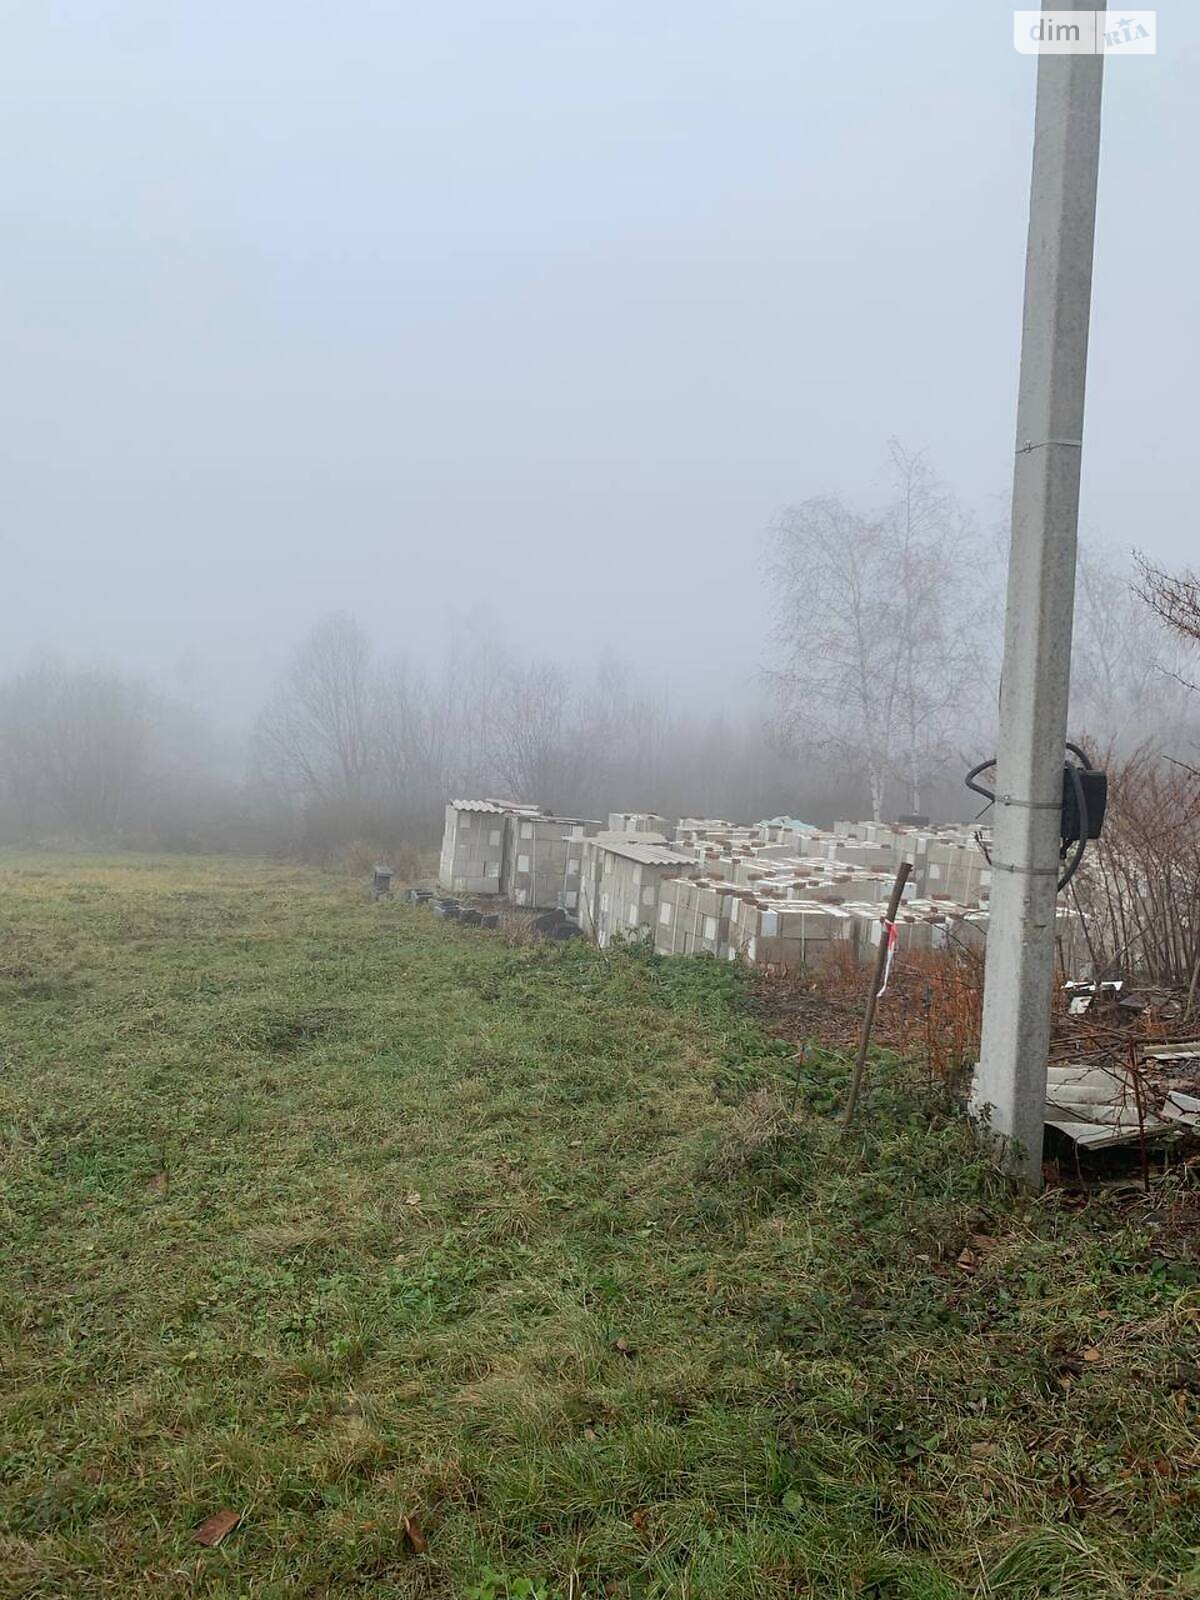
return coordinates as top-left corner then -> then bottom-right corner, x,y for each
973,3 -> 1104,1186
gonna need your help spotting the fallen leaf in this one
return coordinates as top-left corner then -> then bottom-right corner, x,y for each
969,1442 -> 995,1459
612,1338 -> 636,1358
194,1509 -> 240,1547
631,1509 -> 650,1533
970,1233 -> 1000,1253
402,1514 -> 427,1554
1082,1347 -> 1101,1363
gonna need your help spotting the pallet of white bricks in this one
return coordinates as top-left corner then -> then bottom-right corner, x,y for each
436,801 -> 1081,971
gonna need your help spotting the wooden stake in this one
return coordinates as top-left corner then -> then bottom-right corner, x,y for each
842,861 -> 912,1127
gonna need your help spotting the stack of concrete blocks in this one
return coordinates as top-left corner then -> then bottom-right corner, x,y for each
674,818 -> 739,843
822,821 -> 996,901
607,812 -> 669,836
577,832 -> 699,948
830,838 -> 908,876
903,898 -> 982,955
439,799 -> 542,896
437,794 -> 1028,971
839,902 -> 889,963
923,840 -> 992,905
840,900 -> 936,965
674,820 -> 776,857
654,877 -> 736,958
839,895 -> 1019,966
727,898 -> 856,968
503,814 -> 602,911
734,862 -> 898,904
797,832 -> 844,864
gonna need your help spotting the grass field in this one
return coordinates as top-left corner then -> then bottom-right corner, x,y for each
0,856 -> 1197,1599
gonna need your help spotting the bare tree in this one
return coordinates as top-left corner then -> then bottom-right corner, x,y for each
1070,544 -> 1191,746
1079,749 -> 1200,990
766,445 -> 981,820
0,663 -> 152,839
254,614 -> 375,806
885,443 -> 982,814
373,655 -> 452,831
1135,554 -> 1200,678
488,660 -> 591,810
579,656 -> 671,817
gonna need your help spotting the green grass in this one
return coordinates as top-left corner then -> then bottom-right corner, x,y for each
0,854 -> 1197,1599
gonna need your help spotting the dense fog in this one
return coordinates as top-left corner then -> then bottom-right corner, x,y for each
3,6 -> 1198,858
3,464 -> 1194,859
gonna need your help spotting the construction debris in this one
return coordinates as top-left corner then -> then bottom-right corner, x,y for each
1044,1063 -> 1172,1150
1045,987 -> 1200,1150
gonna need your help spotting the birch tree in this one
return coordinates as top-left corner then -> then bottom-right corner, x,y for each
766,444 -> 981,820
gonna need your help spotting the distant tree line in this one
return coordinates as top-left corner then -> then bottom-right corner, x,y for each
246,614 -> 833,859
2,447 -> 1196,861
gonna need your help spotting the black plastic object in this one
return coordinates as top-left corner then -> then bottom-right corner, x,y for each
963,742 -> 1106,892
1060,763 -> 1107,844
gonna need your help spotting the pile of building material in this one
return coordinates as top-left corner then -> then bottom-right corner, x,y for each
504,812 -> 600,910
1044,1051 -> 1200,1151
726,897 -> 857,968
607,811 -> 669,836
434,800 -> 1060,974
439,799 -> 600,911
655,877 -> 738,959
577,832 -> 700,948
439,799 -> 538,896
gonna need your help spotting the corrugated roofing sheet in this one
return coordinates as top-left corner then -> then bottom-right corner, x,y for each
451,799 -> 543,816
1045,1064 -> 1173,1150
593,835 -> 696,866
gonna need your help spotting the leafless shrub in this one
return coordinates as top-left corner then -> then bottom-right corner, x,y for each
1076,750 -> 1200,993
333,838 -> 424,882
1135,553 -> 1200,655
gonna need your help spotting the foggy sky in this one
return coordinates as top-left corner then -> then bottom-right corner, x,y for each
2,2 -> 1196,724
